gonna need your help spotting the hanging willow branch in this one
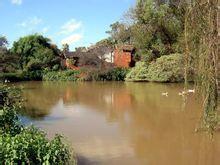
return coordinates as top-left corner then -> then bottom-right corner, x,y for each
184,0 -> 219,130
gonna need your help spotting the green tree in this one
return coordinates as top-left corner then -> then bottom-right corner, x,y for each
11,34 -> 61,71
131,0 -> 184,61
0,36 -> 19,73
106,21 -> 132,45
184,0 -> 219,131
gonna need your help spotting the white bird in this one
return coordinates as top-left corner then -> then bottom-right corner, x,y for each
162,92 -> 168,97
178,91 -> 187,96
4,79 -> 8,83
188,89 -> 195,93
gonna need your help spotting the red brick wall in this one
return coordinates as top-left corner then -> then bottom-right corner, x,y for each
114,49 -> 132,68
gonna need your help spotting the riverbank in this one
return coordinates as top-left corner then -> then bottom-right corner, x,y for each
1,54 -> 189,83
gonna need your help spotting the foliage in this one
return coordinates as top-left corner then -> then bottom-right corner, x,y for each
107,0 -> 185,62
146,53 -> 184,82
0,70 -> 44,82
86,67 -> 129,81
0,106 -> 23,136
0,72 -> 22,82
106,21 -> 132,45
22,70 -> 44,80
10,34 -> 61,72
126,53 -> 185,82
43,70 -> 81,81
0,36 -> 20,73
133,0 -> 185,59
126,62 -> 149,81
0,85 -> 23,135
43,68 -> 129,82
0,84 -> 22,108
0,85 -> 75,164
0,127 -> 74,165
184,0 -> 219,130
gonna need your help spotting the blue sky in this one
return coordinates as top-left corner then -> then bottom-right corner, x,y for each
0,0 -> 135,50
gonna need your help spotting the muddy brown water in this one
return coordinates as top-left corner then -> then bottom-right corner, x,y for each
15,81 -> 220,165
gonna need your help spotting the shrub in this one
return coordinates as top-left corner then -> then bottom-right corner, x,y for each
0,72 -> 25,82
0,127 -> 74,165
22,70 -> 43,81
125,62 -> 149,81
0,70 -> 43,82
146,54 -> 184,82
0,106 -> 23,136
43,70 -> 81,81
85,67 -> 129,81
0,85 -> 75,164
126,54 -> 185,82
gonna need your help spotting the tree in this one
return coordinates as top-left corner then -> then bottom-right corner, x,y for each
11,34 -> 61,71
184,0 -> 219,131
106,0 -> 185,63
131,0 -> 184,61
106,21 -> 132,45
62,43 -> 69,58
0,36 -> 19,73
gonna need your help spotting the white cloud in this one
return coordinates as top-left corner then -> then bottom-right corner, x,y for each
61,34 -> 83,45
11,0 -> 23,5
59,19 -> 82,35
18,17 -> 42,29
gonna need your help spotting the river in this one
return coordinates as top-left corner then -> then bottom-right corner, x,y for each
15,81 -> 220,165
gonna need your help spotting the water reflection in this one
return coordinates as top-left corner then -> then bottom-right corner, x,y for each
15,81 -> 220,165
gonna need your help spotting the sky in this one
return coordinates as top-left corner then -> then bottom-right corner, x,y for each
0,0 -> 135,50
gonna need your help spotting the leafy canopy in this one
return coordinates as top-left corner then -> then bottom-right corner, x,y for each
11,34 -> 61,71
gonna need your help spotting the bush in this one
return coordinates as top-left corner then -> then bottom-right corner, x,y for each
85,67 -> 129,81
43,70 -> 81,81
0,106 -> 23,136
0,127 -> 74,165
0,70 -> 43,82
146,54 -> 184,82
126,62 -> 149,81
22,70 -> 43,81
0,72 -> 25,82
126,54 -> 185,82
0,85 -> 75,164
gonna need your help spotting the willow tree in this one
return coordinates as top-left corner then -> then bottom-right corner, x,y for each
184,0 -> 219,130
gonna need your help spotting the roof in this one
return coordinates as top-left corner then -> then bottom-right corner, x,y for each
65,51 -> 83,58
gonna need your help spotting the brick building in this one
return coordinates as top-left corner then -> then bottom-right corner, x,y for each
63,45 -> 135,70
113,45 -> 135,68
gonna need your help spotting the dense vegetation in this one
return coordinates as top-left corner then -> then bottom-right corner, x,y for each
43,68 -> 129,82
184,0 -> 219,131
1,34 -> 61,81
43,70 -> 82,81
11,34 -> 61,72
85,67 -> 129,81
126,54 -> 185,82
105,0 -> 187,82
0,85 -> 75,164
